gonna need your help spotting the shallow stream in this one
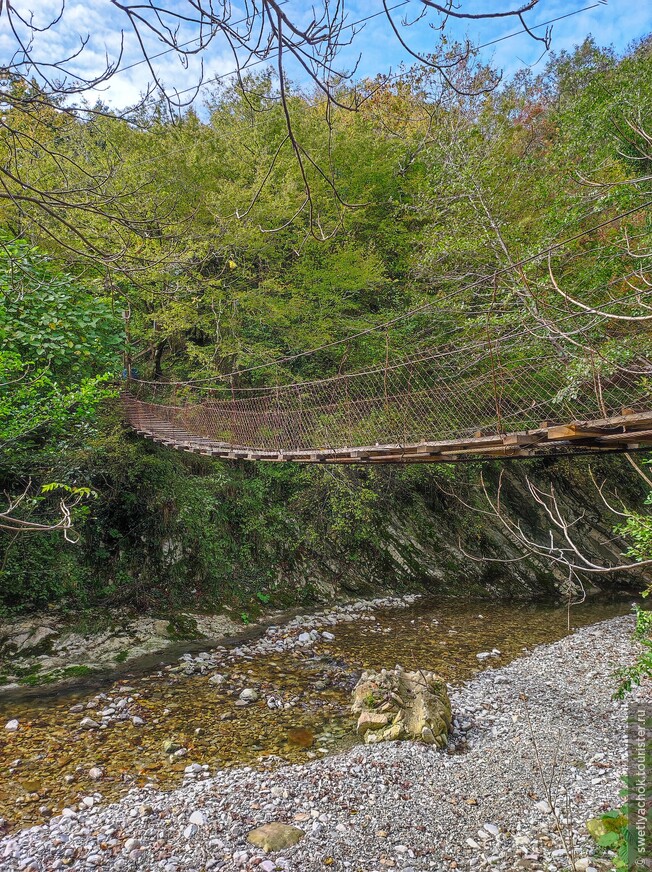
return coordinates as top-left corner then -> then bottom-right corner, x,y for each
0,596 -> 634,832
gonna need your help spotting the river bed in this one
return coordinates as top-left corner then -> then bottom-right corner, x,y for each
0,595 -> 634,833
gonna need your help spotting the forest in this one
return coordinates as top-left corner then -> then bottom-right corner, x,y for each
2,34 -> 652,616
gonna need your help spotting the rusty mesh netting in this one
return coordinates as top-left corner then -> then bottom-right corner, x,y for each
123,332 -> 652,454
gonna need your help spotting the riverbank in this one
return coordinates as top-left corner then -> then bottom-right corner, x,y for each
0,608 -> 279,693
1,614 -> 644,871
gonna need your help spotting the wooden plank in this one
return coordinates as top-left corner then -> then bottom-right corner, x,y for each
502,433 -> 543,446
125,397 -> 652,465
546,424 -> 609,440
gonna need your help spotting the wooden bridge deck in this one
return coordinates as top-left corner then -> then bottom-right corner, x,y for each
124,398 -> 652,463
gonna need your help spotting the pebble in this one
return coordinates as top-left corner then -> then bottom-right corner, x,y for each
0,612 -> 644,872
4,720 -> 18,732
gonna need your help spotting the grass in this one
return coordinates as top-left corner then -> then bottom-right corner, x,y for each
17,664 -> 94,686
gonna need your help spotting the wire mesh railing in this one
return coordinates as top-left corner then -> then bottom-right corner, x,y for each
124,342 -> 652,454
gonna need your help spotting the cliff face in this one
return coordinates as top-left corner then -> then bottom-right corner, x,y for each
0,439 -> 647,616
279,455 -> 650,602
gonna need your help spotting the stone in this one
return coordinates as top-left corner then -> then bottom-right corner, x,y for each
131,716 -> 144,726
483,823 -> 499,836
189,810 -> 205,826
208,673 -> 225,685
163,740 -> 182,754
124,838 -> 140,852
260,862 -> 277,872
286,728 -> 315,748
322,631 -> 335,641
79,718 -> 99,730
352,668 -> 451,746
247,822 -> 305,852
88,767 -> 103,781
239,688 -> 259,702
297,632 -> 312,644
4,720 -> 18,732
356,711 -> 390,736
183,824 -> 197,839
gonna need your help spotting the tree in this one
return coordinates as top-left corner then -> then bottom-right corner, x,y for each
0,234 -> 123,533
0,0 -> 552,254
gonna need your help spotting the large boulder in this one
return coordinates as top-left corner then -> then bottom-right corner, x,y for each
352,666 -> 451,747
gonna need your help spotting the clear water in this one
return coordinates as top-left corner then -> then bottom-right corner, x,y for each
0,596 -> 635,831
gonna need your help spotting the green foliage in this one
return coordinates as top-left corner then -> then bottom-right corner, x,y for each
0,235 -> 123,473
2,38 -> 652,616
589,775 -> 651,871
18,664 -> 93,686
0,235 -> 122,373
592,806 -> 632,870
614,605 -> 652,699
618,493 -> 652,564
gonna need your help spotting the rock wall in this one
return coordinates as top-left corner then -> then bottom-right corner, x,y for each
281,455 -> 650,601
1,446 -> 647,620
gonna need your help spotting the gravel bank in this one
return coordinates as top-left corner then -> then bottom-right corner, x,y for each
1,615 -> 645,872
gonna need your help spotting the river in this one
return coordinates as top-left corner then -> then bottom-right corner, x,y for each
0,595 -> 635,832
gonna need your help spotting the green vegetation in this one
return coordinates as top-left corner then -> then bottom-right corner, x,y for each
0,37 -> 651,616
165,614 -> 201,641
16,664 -> 94,686
614,605 -> 652,698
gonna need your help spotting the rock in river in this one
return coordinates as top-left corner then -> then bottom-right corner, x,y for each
352,666 -> 452,747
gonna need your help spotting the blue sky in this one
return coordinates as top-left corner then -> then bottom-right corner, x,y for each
5,1 -> 651,109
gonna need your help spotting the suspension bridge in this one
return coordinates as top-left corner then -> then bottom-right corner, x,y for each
122,199 -> 652,466
122,333 -> 652,465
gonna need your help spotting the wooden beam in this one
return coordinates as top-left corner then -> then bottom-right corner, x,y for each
502,433 -> 543,446
546,424 -> 608,440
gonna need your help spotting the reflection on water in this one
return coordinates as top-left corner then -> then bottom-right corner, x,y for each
0,596 -> 634,831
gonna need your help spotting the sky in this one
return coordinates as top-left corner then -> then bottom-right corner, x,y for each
3,0 -> 652,110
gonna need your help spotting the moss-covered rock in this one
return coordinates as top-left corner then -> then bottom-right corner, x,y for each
352,666 -> 452,747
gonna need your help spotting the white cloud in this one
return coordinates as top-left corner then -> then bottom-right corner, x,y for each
3,0 -> 650,109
